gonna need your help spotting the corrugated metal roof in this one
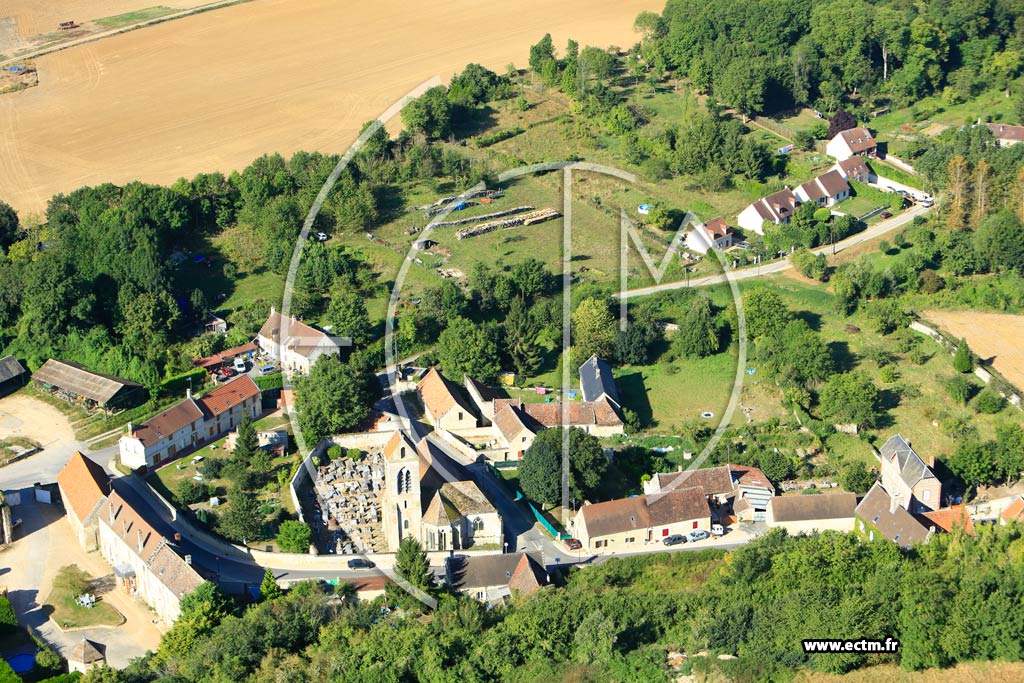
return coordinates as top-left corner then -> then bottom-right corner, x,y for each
32,359 -> 141,404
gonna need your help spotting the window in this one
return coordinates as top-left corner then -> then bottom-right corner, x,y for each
625,537 -> 635,544
922,490 -> 930,501
662,529 -> 669,537
458,412 -> 463,421
692,521 -> 698,529
873,515 -> 880,524
403,520 -> 409,530
595,539 -> 607,549
473,518 -> 484,531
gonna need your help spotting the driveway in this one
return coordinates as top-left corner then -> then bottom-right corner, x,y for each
0,394 -> 90,490
0,493 -> 162,667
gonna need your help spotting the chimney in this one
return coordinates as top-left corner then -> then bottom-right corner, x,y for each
889,493 -> 900,514
108,502 -> 115,525
127,421 -> 134,435
186,387 -> 192,400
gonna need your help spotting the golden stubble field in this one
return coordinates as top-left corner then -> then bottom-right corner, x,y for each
0,0 -> 657,214
923,309 -> 1024,391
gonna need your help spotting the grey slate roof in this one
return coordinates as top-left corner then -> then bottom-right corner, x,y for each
856,482 -> 932,547
578,355 -> 620,407
879,435 -> 935,488
0,356 -> 25,384
447,552 -> 546,592
768,492 -> 857,523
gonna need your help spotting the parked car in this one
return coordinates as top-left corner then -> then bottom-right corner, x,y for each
711,524 -> 725,537
880,211 -> 892,219
687,529 -> 710,543
663,534 -> 687,546
920,197 -> 934,207
347,558 -> 375,570
258,364 -> 278,375
220,367 -> 236,378
314,231 -> 329,242
565,538 -> 582,550
233,358 -> 248,372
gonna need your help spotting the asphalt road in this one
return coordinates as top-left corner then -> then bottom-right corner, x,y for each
616,203 -> 933,299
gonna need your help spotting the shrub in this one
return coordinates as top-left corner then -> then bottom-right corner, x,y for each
944,375 -> 973,405
178,480 -> 211,506
0,597 -> 17,635
974,389 -> 1006,414
880,366 -> 899,383
277,520 -> 312,553
474,126 -> 525,148
53,566 -> 90,597
326,445 -> 343,461
200,458 -> 224,479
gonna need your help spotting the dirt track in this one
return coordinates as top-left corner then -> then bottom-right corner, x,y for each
923,310 -> 1024,391
0,0 -> 655,214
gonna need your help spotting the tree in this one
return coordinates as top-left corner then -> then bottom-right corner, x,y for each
519,427 -> 607,506
0,200 -> 21,250
995,423 -> 1024,484
395,537 -> 433,591
573,609 -> 617,665
946,155 -> 970,230
947,440 -> 998,488
233,414 -> 258,462
218,486 -> 263,543
510,258 -> 552,300
0,597 -> 16,635
178,581 -> 231,623
260,569 -> 283,601
437,317 -> 500,382
528,34 -> 556,76
757,449 -> 794,484
572,297 -> 616,360
673,294 -> 720,358
944,375 -> 973,405
840,461 -> 876,494
716,59 -> 766,118
742,288 -> 792,339
827,110 -> 858,138
401,86 -> 452,139
973,388 -> 1005,414
296,355 -> 375,444
276,520 -> 312,553
325,288 -> 372,346
952,338 -> 973,373
819,371 -> 882,428
504,297 -> 542,379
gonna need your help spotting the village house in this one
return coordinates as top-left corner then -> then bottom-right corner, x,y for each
418,368 -> 478,432
794,170 -> 851,207
118,375 -> 261,471
1001,496 -> 1024,525
685,217 -> 735,255
571,487 -> 711,552
257,307 -> 341,374
826,126 -> 877,161
445,552 -> 547,605
516,398 -> 624,437
737,188 -> 801,235
56,451 -> 110,552
877,435 -> 941,513
463,375 -> 500,426
855,482 -> 932,549
380,430 -> 502,552
987,122 -> 1024,146
832,156 -> 874,183
491,399 -> 540,461
766,492 -> 857,534
98,491 -> 204,623
579,355 -> 621,410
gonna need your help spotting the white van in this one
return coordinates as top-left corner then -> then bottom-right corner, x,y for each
711,523 -> 725,537
233,357 -> 248,373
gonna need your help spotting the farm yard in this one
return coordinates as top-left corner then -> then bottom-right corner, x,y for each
0,0 -> 657,214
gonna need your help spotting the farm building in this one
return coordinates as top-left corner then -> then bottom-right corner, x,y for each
32,359 -> 144,412
0,356 -> 27,397
766,492 -> 857,534
571,487 -> 711,552
56,451 -> 110,552
258,307 -> 341,374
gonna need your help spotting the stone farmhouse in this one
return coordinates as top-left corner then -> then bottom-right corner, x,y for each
57,451 -> 110,552
876,434 -> 941,513
571,487 -> 711,552
766,492 -> 857,534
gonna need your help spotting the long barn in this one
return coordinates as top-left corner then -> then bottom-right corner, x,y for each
32,359 -> 145,413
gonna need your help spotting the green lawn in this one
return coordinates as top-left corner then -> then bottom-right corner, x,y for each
94,6 -> 178,28
45,567 -> 123,629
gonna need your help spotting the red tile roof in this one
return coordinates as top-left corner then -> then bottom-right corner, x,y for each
837,127 -> 876,154
418,368 -> 474,422
1001,496 -> 1024,524
196,375 -> 260,417
653,465 -> 734,496
192,343 -> 258,370
702,217 -> 732,240
916,506 -> 975,536
130,399 -> 204,447
730,465 -> 774,492
57,451 -> 110,522
987,123 -> 1024,142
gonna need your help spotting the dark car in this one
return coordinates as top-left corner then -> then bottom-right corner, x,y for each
565,538 -> 582,550
880,211 -> 892,219
347,558 -> 375,570
662,534 -> 687,546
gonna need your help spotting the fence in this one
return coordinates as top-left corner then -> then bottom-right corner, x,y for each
751,116 -> 797,142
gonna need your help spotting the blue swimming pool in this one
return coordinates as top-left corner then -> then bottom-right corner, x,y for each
6,653 -> 35,674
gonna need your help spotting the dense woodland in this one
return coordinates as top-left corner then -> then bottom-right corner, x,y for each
59,526 -> 1024,683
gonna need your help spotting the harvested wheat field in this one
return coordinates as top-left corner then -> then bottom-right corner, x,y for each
0,0 -> 656,214
3,0 -> 196,41
923,309 -> 1024,390
795,661 -> 1024,683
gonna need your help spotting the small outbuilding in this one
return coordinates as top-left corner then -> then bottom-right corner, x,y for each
0,356 -> 26,397
67,638 -> 106,673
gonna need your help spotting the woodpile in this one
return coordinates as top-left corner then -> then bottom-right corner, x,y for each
430,206 -> 533,229
456,208 -> 561,240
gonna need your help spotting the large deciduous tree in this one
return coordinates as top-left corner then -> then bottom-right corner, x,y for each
296,355 -> 375,444
437,316 -> 501,383
818,371 -> 882,428
572,297 -> 616,360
